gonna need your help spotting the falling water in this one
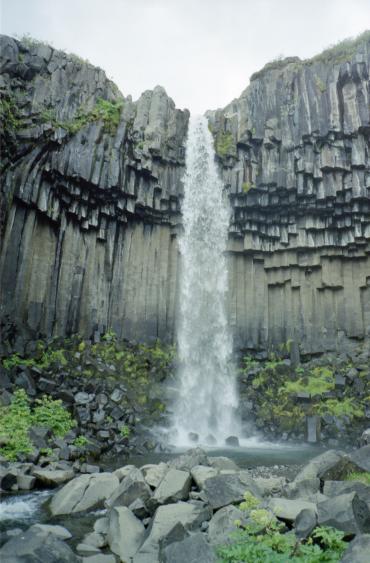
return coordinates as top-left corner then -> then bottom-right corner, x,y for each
173,115 -> 239,446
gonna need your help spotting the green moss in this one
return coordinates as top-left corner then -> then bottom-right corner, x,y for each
39,98 -> 123,135
120,425 -> 131,438
215,131 -> 235,158
316,398 -> 364,419
345,471 -> 370,485
2,348 -> 67,371
282,367 -> 335,396
242,182 -> 254,193
315,76 -> 327,93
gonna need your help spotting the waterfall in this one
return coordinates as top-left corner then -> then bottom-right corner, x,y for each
173,114 -> 240,446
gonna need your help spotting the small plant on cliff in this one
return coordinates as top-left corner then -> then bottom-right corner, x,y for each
242,182 -> 254,193
215,131 -> 234,158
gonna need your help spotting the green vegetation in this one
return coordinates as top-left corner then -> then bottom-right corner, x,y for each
315,76 -> 327,93
218,496 -> 346,562
39,97 -> 123,135
120,425 -> 131,438
250,31 -> 370,83
0,389 -> 75,460
0,95 -> 22,135
2,346 -> 67,371
215,131 -> 235,158
309,30 -> 370,66
73,436 -> 89,448
317,398 -> 364,419
282,367 -> 335,396
345,471 -> 370,485
242,182 -> 254,193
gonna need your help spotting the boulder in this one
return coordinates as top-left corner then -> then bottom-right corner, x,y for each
0,525 -> 79,562
160,533 -> 216,563
142,463 -> 168,488
169,448 -> 209,471
350,446 -> 370,472
30,524 -> 72,540
17,474 -> 36,490
93,517 -> 109,534
152,469 -> 192,505
106,467 -> 151,509
107,507 -> 145,561
294,508 -> 317,539
134,501 -> 211,562
207,505 -> 246,545
360,429 -> 370,447
33,468 -> 74,487
317,492 -> 370,534
324,481 -> 370,505
225,436 -> 239,447
201,472 -> 261,510
208,457 -> 239,471
268,498 -> 317,522
254,476 -> 287,497
284,478 -> 320,499
82,556 -> 116,563
294,450 -> 351,481
191,465 -> 218,489
340,534 -> 370,562
50,472 -> 119,515
113,464 -> 136,481
0,470 -> 18,491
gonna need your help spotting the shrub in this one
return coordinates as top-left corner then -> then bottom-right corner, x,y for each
0,389 -> 75,460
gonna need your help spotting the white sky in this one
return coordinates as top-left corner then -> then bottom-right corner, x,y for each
1,0 -> 369,114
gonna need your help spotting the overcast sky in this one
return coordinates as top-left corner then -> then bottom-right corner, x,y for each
1,0 -> 369,113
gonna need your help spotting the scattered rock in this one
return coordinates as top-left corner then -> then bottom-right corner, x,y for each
268,497 -> 317,522
201,472 -> 261,510
340,534 -> 370,563
160,533 -> 216,563
317,492 -> 370,534
152,468 -> 192,505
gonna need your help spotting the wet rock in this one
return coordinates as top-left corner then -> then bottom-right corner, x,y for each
360,429 -> 370,446
294,450 -> 348,481
208,457 -> 239,471
225,435 -> 239,447
30,524 -> 72,540
188,432 -> 199,443
0,470 -> 18,491
33,468 -> 74,487
16,474 -> 36,490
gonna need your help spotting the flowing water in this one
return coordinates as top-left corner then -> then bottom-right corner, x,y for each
172,115 -> 239,446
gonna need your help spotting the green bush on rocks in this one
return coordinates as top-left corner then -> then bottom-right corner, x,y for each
0,389 -> 76,460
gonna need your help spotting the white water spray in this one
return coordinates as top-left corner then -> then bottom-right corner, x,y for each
173,115 -> 239,446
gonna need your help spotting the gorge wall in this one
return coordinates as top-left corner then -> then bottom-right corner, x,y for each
1,33 -> 370,354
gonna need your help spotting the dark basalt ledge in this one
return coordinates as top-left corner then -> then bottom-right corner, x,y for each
1,33 -> 370,355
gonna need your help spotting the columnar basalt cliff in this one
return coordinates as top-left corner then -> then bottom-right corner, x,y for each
1,33 -> 370,354
0,35 -> 188,350
208,34 -> 370,353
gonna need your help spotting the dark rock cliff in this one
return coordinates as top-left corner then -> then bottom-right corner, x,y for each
1,33 -> 369,354
0,35 -> 188,351
208,33 -> 370,353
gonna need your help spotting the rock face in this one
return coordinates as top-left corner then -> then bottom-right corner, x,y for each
1,33 -> 370,353
207,34 -> 370,353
